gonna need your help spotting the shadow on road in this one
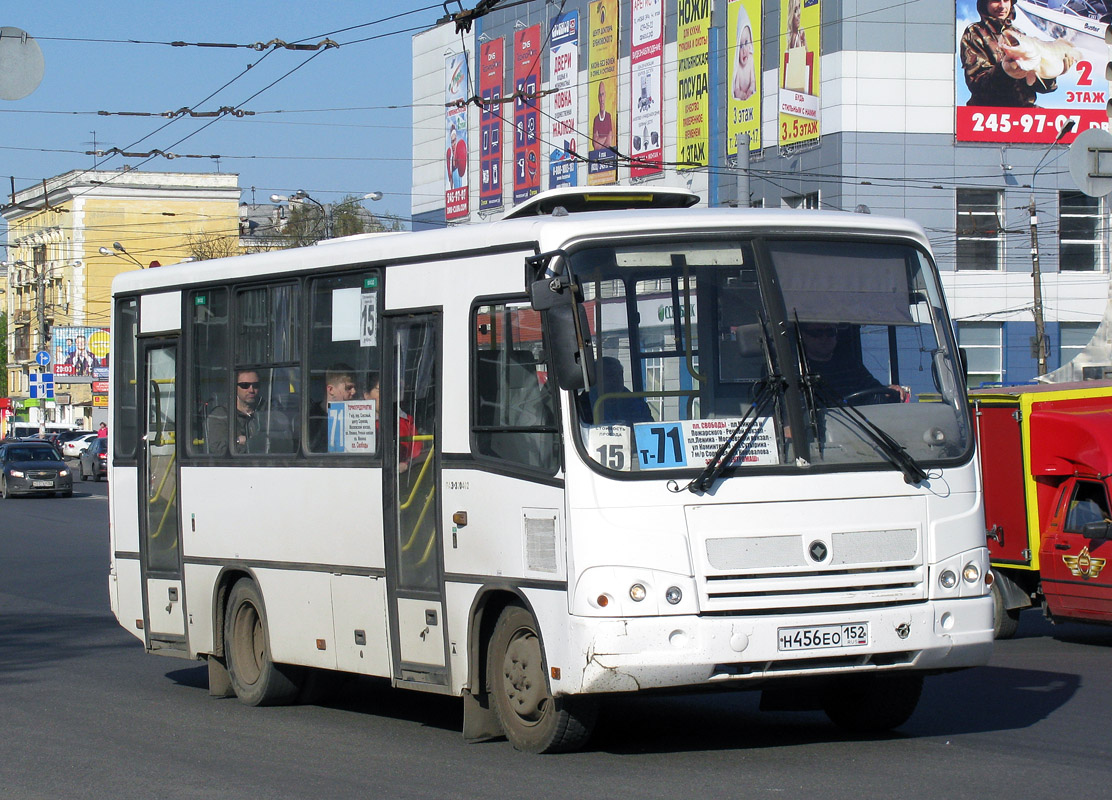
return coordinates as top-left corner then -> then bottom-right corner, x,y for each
161,656 -> 1078,754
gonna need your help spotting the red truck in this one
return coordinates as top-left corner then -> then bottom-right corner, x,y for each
973,382 -> 1112,638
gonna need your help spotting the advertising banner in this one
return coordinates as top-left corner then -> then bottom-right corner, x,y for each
727,0 -> 762,157
513,24 -> 542,204
588,0 -> 619,185
778,0 -> 821,147
677,0 -> 711,169
548,11 -> 580,189
630,0 -> 664,178
445,52 -> 470,221
479,38 -> 505,211
53,325 -> 109,379
956,0 -> 1106,144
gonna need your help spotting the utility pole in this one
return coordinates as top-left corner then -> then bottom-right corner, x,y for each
1028,192 -> 1048,376
1028,119 -> 1075,377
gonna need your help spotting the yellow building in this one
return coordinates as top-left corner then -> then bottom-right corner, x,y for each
2,169 -> 241,432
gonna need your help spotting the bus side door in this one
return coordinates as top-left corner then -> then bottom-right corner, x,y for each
383,312 -> 449,687
138,337 -> 187,654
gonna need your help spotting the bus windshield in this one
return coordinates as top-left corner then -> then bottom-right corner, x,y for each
568,236 -> 970,478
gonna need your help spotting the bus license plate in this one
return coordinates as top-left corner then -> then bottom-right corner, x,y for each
32,480 -> 53,488
777,623 -> 869,652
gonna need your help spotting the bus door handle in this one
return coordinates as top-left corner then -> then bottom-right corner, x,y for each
1056,543 -> 1071,550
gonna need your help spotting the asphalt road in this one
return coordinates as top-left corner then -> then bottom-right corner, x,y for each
2,478 -> 1112,799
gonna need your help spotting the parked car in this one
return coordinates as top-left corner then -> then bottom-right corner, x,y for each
62,432 -> 98,458
0,440 -> 73,498
79,437 -> 108,481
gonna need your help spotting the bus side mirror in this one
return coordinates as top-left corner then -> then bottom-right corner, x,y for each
543,303 -> 596,391
958,347 -> 969,383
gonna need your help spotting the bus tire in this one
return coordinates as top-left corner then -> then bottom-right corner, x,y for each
991,579 -> 1020,640
487,605 -> 597,753
224,578 -> 301,706
822,672 -> 923,734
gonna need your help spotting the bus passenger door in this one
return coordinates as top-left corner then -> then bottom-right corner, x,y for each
384,313 -> 448,687
138,338 -> 187,654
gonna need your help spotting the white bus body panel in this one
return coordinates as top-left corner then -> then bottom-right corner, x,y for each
139,291 -> 181,334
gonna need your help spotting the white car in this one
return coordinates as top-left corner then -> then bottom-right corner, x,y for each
62,432 -> 98,458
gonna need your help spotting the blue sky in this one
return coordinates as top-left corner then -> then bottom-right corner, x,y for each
1,1 -> 441,240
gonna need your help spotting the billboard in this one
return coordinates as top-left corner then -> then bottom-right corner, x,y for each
778,0 -> 821,147
956,0 -> 1106,143
513,24 -> 542,204
678,0 -> 711,169
479,38 -> 505,211
629,0 -> 664,178
53,326 -> 109,379
727,0 -> 762,157
445,52 -> 470,221
548,11 -> 580,189
588,0 -> 619,185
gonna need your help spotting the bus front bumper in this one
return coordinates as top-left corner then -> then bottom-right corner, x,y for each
556,597 -> 993,695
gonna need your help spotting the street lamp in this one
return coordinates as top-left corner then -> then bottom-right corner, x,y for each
271,190 -> 331,239
1028,119 -> 1076,377
99,241 -> 145,268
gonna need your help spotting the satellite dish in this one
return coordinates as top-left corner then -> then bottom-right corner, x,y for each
0,27 -> 45,101
1068,128 -> 1112,198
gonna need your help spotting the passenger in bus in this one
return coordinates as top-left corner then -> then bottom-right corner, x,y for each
798,323 -> 906,404
308,364 -> 357,452
206,369 -> 296,454
590,357 -> 653,425
363,372 -> 422,470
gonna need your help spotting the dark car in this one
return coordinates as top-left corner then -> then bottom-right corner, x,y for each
0,441 -> 74,498
80,437 -> 108,481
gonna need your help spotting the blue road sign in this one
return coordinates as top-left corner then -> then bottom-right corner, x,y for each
35,350 -> 51,366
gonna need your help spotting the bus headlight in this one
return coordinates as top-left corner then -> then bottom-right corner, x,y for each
665,586 -> 683,605
629,583 -> 647,602
939,569 -> 958,590
962,563 -> 980,584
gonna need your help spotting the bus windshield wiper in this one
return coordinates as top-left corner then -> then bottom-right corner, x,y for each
685,317 -> 784,494
810,383 -> 928,485
683,374 -> 784,494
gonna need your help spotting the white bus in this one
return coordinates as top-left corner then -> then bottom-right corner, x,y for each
108,192 -> 993,753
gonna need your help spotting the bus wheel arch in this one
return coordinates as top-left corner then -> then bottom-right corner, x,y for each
222,575 -> 302,706
485,602 -> 597,753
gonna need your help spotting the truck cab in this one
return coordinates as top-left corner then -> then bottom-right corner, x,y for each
973,382 -> 1112,636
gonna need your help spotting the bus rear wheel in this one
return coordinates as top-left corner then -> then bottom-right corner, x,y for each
224,578 -> 302,706
487,605 -> 597,754
822,672 -> 923,734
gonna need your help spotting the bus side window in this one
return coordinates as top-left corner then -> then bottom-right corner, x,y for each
189,288 -> 229,456
306,272 -> 382,455
472,301 -> 559,472
232,284 -> 302,456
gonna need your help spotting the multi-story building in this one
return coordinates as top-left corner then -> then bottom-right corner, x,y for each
411,0 -> 1112,385
2,168 -> 241,430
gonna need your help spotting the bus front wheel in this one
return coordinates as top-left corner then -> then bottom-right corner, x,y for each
822,672 -> 923,733
487,605 -> 597,753
224,578 -> 302,706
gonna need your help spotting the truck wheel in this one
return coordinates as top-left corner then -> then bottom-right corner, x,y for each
823,673 -> 923,733
224,578 -> 302,706
991,579 -> 1020,640
487,605 -> 597,753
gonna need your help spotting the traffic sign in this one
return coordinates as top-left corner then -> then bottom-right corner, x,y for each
35,350 -> 51,366
29,372 -> 55,400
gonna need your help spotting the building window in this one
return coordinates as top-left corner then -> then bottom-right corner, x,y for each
782,192 -> 819,210
1060,322 -> 1100,365
957,189 -> 1003,270
958,322 -> 1002,387
1059,191 -> 1102,271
